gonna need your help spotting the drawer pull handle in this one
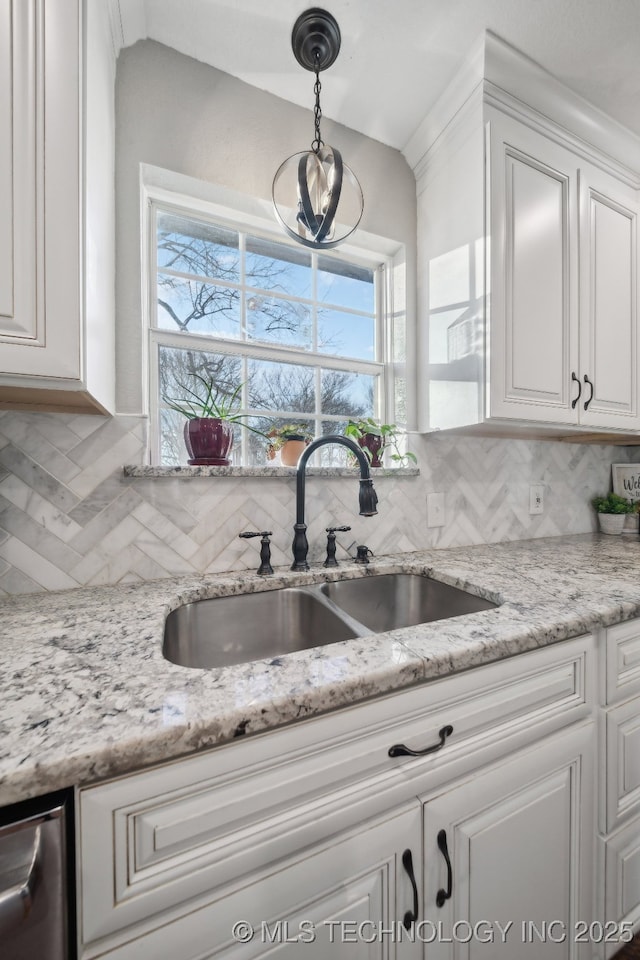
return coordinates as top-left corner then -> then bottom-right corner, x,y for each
436,829 -> 453,907
402,849 -> 419,930
583,374 -> 594,411
388,724 -> 453,758
571,371 -> 582,409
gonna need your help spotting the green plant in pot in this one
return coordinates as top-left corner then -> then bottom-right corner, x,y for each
163,376 -> 264,465
344,418 -> 417,468
266,424 -> 314,467
591,492 -> 635,536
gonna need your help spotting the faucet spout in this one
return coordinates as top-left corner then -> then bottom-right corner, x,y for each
292,435 -> 378,571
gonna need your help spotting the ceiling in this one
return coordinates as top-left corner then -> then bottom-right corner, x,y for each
116,0 -> 640,151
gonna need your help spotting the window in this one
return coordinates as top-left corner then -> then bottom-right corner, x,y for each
148,200 -> 400,466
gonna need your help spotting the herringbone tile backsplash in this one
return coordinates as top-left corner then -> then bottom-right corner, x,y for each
0,411 -> 636,595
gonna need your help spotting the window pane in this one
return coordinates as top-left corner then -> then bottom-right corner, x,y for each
244,416 -> 315,467
157,274 -> 241,338
157,213 -> 239,282
246,236 -> 312,299
248,358 -> 315,413
320,420 -> 351,466
317,256 -> 375,313
318,308 -> 375,360
159,345 -> 242,414
320,369 -> 376,418
160,407 -> 186,466
246,295 -> 312,350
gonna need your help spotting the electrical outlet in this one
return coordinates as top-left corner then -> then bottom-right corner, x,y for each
427,492 -> 445,527
529,483 -> 545,515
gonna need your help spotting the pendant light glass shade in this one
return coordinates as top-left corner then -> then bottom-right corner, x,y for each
272,145 -> 364,249
272,8 -> 364,251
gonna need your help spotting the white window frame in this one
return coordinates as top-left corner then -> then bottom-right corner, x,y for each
141,171 -> 406,466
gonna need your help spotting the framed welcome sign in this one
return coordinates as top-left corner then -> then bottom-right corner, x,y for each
612,465 -> 640,533
612,464 -> 640,502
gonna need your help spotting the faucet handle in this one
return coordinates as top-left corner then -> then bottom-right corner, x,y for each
239,530 -> 274,576
323,526 -> 351,568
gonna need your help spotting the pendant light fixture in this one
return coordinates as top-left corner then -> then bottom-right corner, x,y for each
272,8 -> 364,250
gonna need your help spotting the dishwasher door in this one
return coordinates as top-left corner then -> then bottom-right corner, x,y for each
0,791 -> 71,960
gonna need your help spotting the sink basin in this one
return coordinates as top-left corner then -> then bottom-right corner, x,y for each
320,573 -> 496,633
163,574 -> 498,669
163,587 -> 361,669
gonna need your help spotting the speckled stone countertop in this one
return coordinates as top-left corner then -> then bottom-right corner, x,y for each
2,533 -> 640,806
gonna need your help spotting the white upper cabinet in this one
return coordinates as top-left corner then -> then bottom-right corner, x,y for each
489,111 -> 579,425
409,33 -> 640,438
490,110 -> 639,431
578,164 -> 638,429
0,0 -> 115,414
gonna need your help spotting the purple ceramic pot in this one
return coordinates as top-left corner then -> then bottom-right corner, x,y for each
358,433 -> 384,467
183,418 -> 234,465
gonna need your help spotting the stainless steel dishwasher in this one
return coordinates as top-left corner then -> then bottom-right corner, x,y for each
0,788 -> 74,960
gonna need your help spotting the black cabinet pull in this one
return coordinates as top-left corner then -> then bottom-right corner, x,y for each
388,724 -> 453,758
583,374 -> 594,410
571,371 -> 582,409
436,829 -> 453,907
402,849 -> 419,930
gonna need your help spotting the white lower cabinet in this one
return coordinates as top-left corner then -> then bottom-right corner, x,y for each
422,723 -> 594,959
604,813 -> 640,959
600,618 -> 640,955
77,636 -> 597,960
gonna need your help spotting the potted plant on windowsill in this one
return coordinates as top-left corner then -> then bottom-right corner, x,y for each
344,418 -> 417,468
592,492 -> 635,535
266,424 -> 314,467
163,376 -> 264,465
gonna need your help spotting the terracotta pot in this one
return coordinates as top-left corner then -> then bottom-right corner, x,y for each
598,513 -> 626,535
280,438 -> 308,467
358,433 -> 384,467
183,418 -> 234,465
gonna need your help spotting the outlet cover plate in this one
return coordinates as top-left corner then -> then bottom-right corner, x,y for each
427,492 -> 445,527
529,483 -> 545,515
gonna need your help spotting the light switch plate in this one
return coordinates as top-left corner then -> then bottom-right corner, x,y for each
427,492 -> 445,527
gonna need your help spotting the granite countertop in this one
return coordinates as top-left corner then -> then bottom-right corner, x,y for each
2,533 -> 640,806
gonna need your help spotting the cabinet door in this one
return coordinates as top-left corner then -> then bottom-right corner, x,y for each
578,165 -> 639,429
88,803 -> 423,960
488,111 -> 579,424
0,0 -> 82,381
422,723 -> 594,959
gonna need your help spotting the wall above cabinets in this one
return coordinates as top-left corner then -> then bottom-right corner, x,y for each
407,31 -> 640,442
0,0 -> 116,415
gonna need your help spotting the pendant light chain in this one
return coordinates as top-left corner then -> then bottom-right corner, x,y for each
311,52 -> 324,153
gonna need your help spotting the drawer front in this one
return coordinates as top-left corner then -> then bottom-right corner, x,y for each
605,620 -> 640,705
78,635 -> 593,952
604,814 -> 640,958
605,696 -> 640,832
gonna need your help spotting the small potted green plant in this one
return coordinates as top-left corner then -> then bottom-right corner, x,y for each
266,424 -> 314,467
163,376 -> 264,465
344,418 -> 417,467
591,492 -> 635,535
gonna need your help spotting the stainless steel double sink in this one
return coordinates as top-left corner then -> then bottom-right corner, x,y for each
163,573 -> 497,670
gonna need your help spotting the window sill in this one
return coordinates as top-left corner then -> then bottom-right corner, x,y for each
123,465 -> 420,479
